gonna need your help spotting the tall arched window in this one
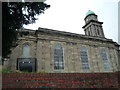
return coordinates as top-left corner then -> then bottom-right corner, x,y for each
23,44 -> 30,58
54,44 -> 64,70
80,46 -> 90,70
101,49 -> 111,70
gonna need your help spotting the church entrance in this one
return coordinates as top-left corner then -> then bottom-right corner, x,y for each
17,58 -> 37,72
19,62 -> 33,72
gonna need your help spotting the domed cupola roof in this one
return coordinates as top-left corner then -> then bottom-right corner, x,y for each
86,10 -> 95,17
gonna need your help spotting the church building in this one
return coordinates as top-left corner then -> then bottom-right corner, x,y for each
4,10 -> 120,73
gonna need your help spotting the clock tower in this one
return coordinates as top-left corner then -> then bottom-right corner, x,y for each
82,10 -> 105,38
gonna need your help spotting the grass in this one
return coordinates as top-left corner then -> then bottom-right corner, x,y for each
1,68 -> 47,73
1,68 -> 32,73
1,68 -> 22,73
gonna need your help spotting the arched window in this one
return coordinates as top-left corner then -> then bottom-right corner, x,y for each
80,46 -> 89,70
101,49 -> 111,70
23,44 -> 30,58
54,44 -> 64,70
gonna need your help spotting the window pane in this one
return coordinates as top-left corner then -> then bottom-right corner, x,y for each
101,49 -> 111,70
80,47 -> 89,70
23,45 -> 30,58
54,44 -> 64,70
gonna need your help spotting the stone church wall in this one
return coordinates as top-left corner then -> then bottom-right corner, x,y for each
34,32 -> 118,72
4,30 -> 119,73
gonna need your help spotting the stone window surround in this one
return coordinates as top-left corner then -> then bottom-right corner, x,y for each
22,44 -> 30,58
53,44 -> 64,70
80,46 -> 90,70
100,48 -> 111,70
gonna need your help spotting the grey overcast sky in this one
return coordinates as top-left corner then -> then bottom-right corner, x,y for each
23,0 -> 119,43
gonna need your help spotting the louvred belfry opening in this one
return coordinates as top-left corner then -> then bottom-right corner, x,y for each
82,10 -> 105,38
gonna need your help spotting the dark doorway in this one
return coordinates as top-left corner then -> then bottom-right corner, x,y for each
17,58 -> 37,72
19,62 -> 32,72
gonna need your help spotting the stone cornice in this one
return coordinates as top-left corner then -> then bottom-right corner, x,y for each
18,28 -> 119,47
37,27 -> 115,43
82,20 -> 103,28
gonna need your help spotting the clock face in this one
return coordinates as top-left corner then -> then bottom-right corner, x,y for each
92,16 -> 95,20
86,18 -> 88,22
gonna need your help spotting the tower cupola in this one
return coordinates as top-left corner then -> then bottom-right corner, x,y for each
82,10 -> 105,38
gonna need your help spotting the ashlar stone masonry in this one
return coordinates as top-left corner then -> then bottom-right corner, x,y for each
4,10 -> 120,73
